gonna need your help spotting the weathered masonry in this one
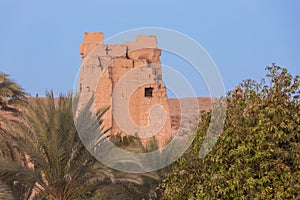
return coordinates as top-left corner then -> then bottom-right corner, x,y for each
78,32 -> 172,146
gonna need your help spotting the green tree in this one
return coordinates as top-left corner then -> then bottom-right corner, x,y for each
0,73 -> 26,112
160,65 -> 300,199
0,92 -> 144,200
0,72 -> 27,200
96,134 -> 167,199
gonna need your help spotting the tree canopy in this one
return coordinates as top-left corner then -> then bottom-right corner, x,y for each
0,92 -> 148,199
160,65 -> 300,199
0,73 -> 26,112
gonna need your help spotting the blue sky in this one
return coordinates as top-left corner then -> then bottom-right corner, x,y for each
0,0 -> 299,97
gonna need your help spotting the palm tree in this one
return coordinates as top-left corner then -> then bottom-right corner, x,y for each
99,134 -> 172,199
0,72 -> 27,200
0,92 -> 144,199
0,73 -> 26,112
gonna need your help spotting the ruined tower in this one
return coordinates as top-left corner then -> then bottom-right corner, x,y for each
78,32 -> 172,146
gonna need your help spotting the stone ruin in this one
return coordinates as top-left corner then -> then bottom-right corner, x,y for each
78,32 -> 214,146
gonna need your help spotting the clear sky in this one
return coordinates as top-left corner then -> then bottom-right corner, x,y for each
0,0 -> 299,97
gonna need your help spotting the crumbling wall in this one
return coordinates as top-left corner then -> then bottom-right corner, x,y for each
78,32 -> 172,147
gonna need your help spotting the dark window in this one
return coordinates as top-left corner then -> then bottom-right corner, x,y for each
145,87 -> 153,97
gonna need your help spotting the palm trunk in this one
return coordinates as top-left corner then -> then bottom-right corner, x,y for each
0,180 -> 15,200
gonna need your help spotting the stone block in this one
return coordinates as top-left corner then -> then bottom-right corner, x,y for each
110,57 -> 133,68
128,48 -> 161,63
136,35 -> 157,48
83,32 -> 104,44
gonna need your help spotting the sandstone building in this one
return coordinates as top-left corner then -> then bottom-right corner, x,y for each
78,32 -> 213,146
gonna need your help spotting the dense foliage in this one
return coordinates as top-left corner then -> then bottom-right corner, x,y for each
0,73 -> 24,200
160,65 -> 300,199
0,93 -> 148,200
0,73 -> 26,112
1,65 -> 299,199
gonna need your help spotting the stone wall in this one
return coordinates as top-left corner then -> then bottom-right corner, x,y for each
78,32 -> 172,146
78,32 -> 215,146
168,97 -> 215,131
